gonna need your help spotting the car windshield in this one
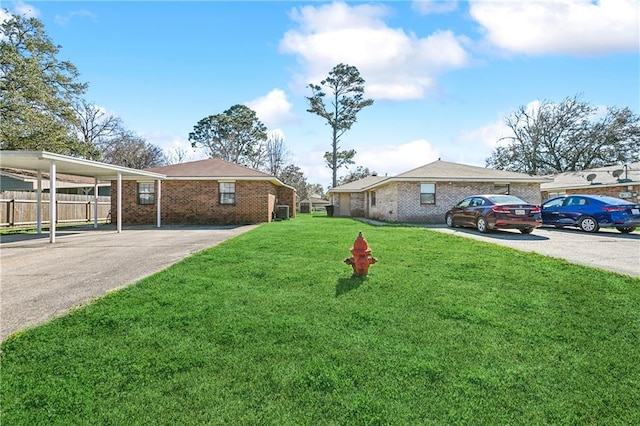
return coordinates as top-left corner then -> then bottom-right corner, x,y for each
486,195 -> 526,204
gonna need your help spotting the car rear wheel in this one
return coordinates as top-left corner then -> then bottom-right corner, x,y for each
445,213 -> 454,228
579,216 -> 599,233
616,226 -> 636,234
520,228 -> 533,234
476,216 -> 489,233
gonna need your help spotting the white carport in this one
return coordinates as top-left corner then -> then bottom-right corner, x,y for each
0,151 -> 166,243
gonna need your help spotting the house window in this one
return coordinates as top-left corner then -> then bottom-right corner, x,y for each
219,182 -> 235,205
420,183 -> 436,204
371,191 -> 376,206
137,182 -> 155,205
494,184 -> 510,195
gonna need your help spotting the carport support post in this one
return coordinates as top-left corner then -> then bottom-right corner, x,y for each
36,171 -> 42,234
49,161 -> 56,243
156,179 -> 161,228
93,178 -> 99,229
117,172 -> 122,233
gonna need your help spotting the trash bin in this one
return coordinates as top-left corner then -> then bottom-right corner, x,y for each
326,205 -> 335,217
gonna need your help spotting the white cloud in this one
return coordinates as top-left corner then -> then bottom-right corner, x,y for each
456,119 -> 512,151
0,9 -> 12,24
469,0 -> 640,55
280,1 -> 470,100
353,139 -> 441,176
12,1 -> 40,18
245,89 -> 297,127
452,119 -> 511,167
300,161 -> 333,188
54,10 -> 96,26
412,0 -> 458,15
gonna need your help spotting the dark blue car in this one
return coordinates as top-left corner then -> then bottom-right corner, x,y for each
541,194 -> 640,233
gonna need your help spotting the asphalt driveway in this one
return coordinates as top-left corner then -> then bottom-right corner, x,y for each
428,225 -> 640,278
0,224 -> 258,341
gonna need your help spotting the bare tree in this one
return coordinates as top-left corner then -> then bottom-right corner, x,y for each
73,100 -> 122,160
101,131 -> 167,169
165,146 -> 192,164
487,95 -> 640,174
265,130 -> 290,177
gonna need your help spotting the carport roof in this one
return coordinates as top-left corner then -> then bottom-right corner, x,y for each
0,151 -> 166,180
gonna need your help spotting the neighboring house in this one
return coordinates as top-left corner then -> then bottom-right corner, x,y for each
541,163 -> 640,203
1,168 -> 111,195
299,196 -> 332,213
327,160 -> 550,223
111,158 -> 296,225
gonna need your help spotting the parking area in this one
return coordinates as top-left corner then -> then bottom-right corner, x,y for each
428,225 -> 640,278
0,224 -> 259,341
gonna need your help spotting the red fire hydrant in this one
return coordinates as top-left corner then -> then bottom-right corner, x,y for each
344,232 -> 377,276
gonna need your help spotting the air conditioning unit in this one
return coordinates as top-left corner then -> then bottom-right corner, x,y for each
276,205 -> 290,220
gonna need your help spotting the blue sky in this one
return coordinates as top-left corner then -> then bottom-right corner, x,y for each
4,1 -> 639,187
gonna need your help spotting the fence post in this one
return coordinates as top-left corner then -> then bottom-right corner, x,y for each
9,199 -> 15,226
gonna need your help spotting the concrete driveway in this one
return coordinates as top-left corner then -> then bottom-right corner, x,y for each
0,224 -> 259,341
427,225 -> 640,278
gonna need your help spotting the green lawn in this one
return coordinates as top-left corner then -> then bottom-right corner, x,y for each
2,214 -> 639,425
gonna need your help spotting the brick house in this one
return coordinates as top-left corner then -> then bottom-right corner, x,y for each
541,162 -> 639,203
327,160 -> 550,223
111,158 -> 296,225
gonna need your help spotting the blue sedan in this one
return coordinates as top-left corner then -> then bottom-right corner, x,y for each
541,194 -> 640,233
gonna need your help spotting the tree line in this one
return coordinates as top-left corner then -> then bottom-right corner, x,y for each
2,9 -> 638,199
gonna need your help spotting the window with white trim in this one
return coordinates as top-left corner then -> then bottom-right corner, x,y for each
420,183 -> 436,204
370,191 -> 376,206
219,182 -> 236,205
137,182 -> 155,205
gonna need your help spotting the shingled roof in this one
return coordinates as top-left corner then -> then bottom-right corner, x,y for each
328,160 -> 550,193
541,162 -> 640,191
327,175 -> 389,193
145,158 -> 276,180
394,160 -> 549,182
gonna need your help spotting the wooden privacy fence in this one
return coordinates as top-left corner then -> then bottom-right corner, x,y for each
0,191 -> 111,228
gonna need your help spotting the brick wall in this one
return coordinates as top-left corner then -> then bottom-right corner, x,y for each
111,179 -> 296,225
368,183 -> 398,222
276,186 -> 297,219
350,192 -> 366,217
365,181 -> 541,223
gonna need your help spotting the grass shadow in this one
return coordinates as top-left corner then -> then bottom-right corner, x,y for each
335,276 -> 365,297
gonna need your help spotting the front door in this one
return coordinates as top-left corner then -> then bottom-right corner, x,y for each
338,193 -> 350,216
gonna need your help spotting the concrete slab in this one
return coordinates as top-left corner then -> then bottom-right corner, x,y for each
427,225 -> 640,278
0,224 -> 259,341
